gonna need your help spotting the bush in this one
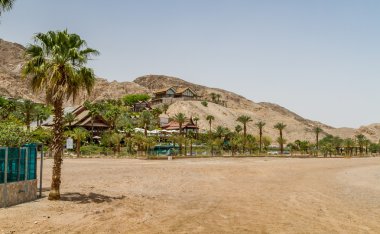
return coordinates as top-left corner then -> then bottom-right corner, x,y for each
30,127 -> 52,145
122,94 -> 150,106
80,145 -> 103,155
0,121 -> 30,147
201,101 -> 208,107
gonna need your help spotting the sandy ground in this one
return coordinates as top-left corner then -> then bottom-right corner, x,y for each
1,157 -> 380,234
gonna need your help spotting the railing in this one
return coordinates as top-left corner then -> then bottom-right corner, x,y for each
0,145 -> 37,184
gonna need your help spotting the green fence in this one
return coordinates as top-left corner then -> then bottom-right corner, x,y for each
0,144 -> 37,184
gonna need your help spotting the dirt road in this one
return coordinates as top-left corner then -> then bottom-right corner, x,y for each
1,157 -> 380,233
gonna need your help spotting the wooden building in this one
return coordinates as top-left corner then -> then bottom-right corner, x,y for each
43,105 -> 110,136
132,101 -> 151,112
151,87 -> 200,105
162,117 -> 199,134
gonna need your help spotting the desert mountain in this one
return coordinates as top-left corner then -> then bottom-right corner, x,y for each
1,38 -> 379,142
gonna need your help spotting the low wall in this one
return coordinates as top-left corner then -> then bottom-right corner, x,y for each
0,180 -> 37,208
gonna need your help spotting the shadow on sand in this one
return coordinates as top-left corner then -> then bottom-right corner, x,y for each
61,192 -> 126,204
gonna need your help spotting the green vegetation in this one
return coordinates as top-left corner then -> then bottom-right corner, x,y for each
0,121 -> 29,147
122,94 -> 150,106
201,101 -> 208,107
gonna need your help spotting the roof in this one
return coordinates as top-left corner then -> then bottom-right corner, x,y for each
176,87 -> 196,95
162,118 -> 199,130
43,105 -> 109,128
154,87 -> 176,94
153,86 -> 198,96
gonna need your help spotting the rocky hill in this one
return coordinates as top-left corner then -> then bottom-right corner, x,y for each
1,38 -> 379,142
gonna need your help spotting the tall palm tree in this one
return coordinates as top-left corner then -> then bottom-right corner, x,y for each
69,127 -> 89,157
313,126 -> 322,152
236,115 -> 252,139
173,113 -> 186,135
140,110 -> 152,137
355,134 -> 366,155
22,30 -> 99,200
206,115 -> 215,133
274,122 -> 287,154
0,0 -> 14,16
255,121 -> 266,153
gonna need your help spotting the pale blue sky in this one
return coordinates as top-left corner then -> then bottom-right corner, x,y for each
1,0 -> 379,128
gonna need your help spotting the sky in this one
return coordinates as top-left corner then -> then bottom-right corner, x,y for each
1,0 -> 379,128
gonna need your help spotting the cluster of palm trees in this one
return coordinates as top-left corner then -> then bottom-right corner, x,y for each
0,97 -> 51,130
288,133 -> 377,157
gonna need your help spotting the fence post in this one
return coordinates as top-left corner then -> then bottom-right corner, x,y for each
4,148 -> 8,208
25,147 -> 29,181
39,144 -> 43,198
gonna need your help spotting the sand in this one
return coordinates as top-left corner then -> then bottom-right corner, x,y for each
1,157 -> 380,233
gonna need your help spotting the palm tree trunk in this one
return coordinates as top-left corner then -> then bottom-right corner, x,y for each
190,138 -> 193,156
280,130 -> 284,154
76,139 -> 81,157
259,130 -> 262,153
48,99 -> 64,200
91,118 -> 94,143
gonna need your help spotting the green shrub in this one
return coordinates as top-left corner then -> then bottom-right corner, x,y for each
80,145 -> 103,155
0,121 -> 30,147
122,94 -> 150,106
201,101 -> 208,107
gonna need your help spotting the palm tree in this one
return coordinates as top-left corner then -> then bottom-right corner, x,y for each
0,0 -> 14,16
35,104 -> 51,126
344,138 -> 354,156
236,115 -> 252,139
274,122 -> 287,154
140,110 -> 152,137
22,30 -> 99,200
64,112 -> 76,128
19,100 -> 36,132
255,121 -> 266,153
355,134 -> 366,155
70,127 -> 89,157
206,115 -> 215,133
173,113 -> 186,135
313,126 -> 322,152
